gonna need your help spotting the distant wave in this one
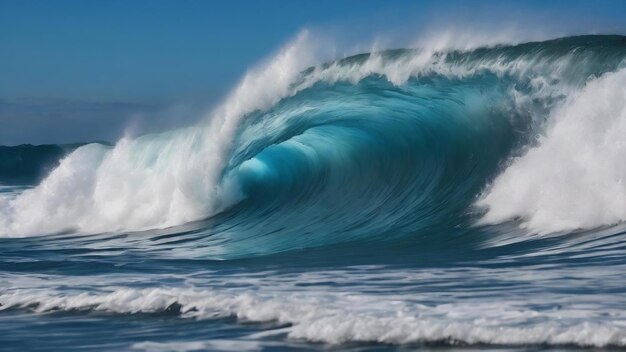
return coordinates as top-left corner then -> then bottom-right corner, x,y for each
0,144 -> 82,185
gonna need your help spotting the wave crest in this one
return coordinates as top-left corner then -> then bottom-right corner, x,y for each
478,68 -> 626,233
1,35 -> 625,250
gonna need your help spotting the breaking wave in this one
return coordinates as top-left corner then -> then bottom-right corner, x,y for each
1,34 -> 626,256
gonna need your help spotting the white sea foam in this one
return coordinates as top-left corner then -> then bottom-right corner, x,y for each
0,32 -> 318,237
478,68 -> 626,233
1,285 -> 626,347
133,340 -> 268,352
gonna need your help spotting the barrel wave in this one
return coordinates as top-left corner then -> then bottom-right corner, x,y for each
2,35 -> 625,251
3,35 -> 626,350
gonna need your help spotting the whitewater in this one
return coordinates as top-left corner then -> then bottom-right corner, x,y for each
1,34 -> 626,351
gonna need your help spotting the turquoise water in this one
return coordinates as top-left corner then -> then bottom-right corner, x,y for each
1,36 -> 626,351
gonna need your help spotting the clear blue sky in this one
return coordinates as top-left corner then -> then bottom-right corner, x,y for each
1,0 -> 625,144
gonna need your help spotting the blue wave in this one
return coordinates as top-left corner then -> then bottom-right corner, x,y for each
189,35 -> 626,257
4,35 -> 626,351
1,35 -> 626,259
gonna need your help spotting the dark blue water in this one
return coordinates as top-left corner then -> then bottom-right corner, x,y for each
2,35 -> 626,351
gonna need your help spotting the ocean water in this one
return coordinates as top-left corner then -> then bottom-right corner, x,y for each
1,35 -> 626,351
